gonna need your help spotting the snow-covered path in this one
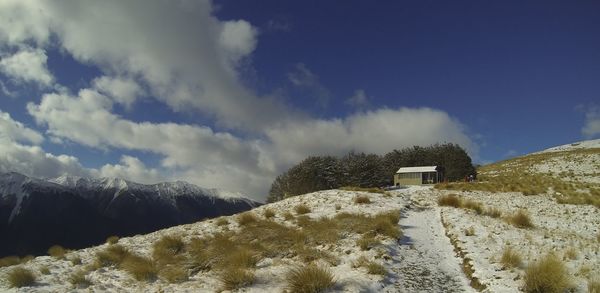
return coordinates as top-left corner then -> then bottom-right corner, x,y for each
382,195 -> 475,293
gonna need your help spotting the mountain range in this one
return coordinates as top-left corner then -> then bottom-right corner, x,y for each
0,172 -> 260,257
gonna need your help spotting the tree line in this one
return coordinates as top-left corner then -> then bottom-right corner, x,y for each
267,143 -> 475,202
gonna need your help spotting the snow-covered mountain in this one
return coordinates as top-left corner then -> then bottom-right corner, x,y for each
0,172 -> 260,257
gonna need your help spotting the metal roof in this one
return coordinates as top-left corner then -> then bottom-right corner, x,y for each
396,166 -> 438,173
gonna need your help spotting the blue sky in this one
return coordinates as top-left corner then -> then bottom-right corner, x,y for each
0,0 -> 599,200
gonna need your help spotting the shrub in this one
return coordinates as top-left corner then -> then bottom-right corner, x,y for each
354,195 -> 371,204
7,267 -> 36,288
0,256 -> 21,268
106,236 -> 119,244
159,265 -> 188,283
69,270 -> 92,288
237,212 -> 258,226
286,265 -> 335,293
218,268 -> 255,290
47,245 -> 67,259
96,244 -> 130,267
524,254 -> 572,293
294,204 -> 311,215
437,194 -> 462,208
500,246 -> 522,269
263,208 -> 276,219
366,262 -> 386,275
120,254 -> 157,282
510,209 -> 534,228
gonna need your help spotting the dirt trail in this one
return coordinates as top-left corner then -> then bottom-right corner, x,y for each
381,194 -> 475,293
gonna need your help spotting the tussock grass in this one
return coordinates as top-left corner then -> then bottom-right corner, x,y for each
354,195 -> 371,204
335,204 -> 341,211
69,269 -> 92,288
464,227 -> 475,236
7,267 -> 36,288
286,265 -> 335,293
589,278 -> 600,293
159,265 -> 188,283
366,261 -> 386,275
187,238 -> 212,273
500,246 -> 522,269
218,268 -> 255,290
462,200 -> 483,214
357,233 -> 379,251
340,186 -> 385,194
106,236 -> 119,244
484,207 -> 502,218
215,217 -> 229,226
263,208 -> 276,219
438,194 -> 462,208
509,209 -> 534,228
47,245 -> 67,259
21,255 -> 34,263
95,244 -> 131,267
0,256 -> 21,268
121,254 -> 157,282
70,256 -> 82,265
294,204 -> 311,215
563,247 -> 578,260
524,254 -> 572,293
224,247 -> 257,269
39,266 -> 50,275
152,235 -> 185,266
283,211 -> 295,221
237,212 -> 258,225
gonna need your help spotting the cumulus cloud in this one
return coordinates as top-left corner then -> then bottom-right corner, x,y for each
0,47 -> 54,86
0,111 -> 44,144
99,155 -> 163,184
345,89 -> 370,108
92,76 -> 144,109
582,106 -> 600,138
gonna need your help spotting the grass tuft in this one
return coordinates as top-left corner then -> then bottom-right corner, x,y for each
286,265 -> 335,293
7,267 -> 36,288
357,233 -> 379,251
509,209 -> 534,229
437,194 -> 462,208
354,195 -> 371,204
500,246 -> 522,269
70,256 -> 82,265
39,266 -> 50,275
237,212 -> 258,226
366,261 -> 387,275
159,265 -> 188,283
0,256 -> 21,268
106,235 -> 119,245
294,204 -> 311,215
152,235 -> 185,266
589,278 -> 600,293
215,217 -> 229,226
524,254 -> 572,293
47,245 -> 67,259
484,207 -> 502,218
218,268 -> 255,290
120,254 -> 157,282
263,208 -> 276,219
69,269 -> 92,288
95,244 -> 130,267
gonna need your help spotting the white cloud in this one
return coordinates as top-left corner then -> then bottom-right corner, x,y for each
345,89 -> 370,108
582,106 -> 600,138
0,47 -> 54,86
0,111 -> 44,144
92,76 -> 143,109
99,155 -> 163,184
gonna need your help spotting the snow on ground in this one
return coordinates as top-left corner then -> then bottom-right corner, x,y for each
433,189 -> 600,292
538,139 -> 600,153
0,186 -> 476,292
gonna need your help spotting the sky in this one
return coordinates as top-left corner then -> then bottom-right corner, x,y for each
0,0 -> 599,201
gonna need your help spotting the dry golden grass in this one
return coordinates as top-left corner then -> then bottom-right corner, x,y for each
484,207 -> 502,218
224,247 -> 257,269
294,204 -> 311,215
95,244 -> 131,267
152,235 -> 186,266
509,209 -> 534,229
0,256 -> 21,268
340,186 -> 385,194
283,211 -> 295,221
47,245 -> 67,259
69,269 -> 92,288
524,254 -> 572,293
218,268 -> 255,290
159,265 -> 188,283
187,238 -> 213,273
286,265 -> 335,293
437,194 -> 462,208
500,246 -> 522,269
366,261 -> 386,275
563,247 -> 578,260
464,227 -> 475,236
357,233 -> 379,251
335,204 -> 341,211
354,195 -> 371,204
215,217 -> 229,226
462,200 -> 483,214
120,254 -> 157,282
106,235 -> 119,244
589,278 -> 600,293
39,265 -> 50,275
263,208 -> 276,219
237,212 -> 258,225
70,256 -> 82,265
7,267 -> 36,288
